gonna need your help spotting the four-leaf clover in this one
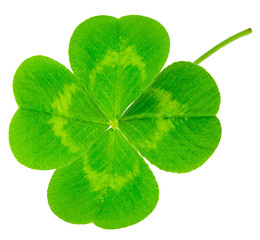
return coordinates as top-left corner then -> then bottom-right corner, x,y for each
9,15 -> 251,229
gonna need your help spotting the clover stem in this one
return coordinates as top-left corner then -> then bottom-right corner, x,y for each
194,28 -> 252,64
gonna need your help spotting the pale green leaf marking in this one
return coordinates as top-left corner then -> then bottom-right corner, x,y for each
81,130 -> 141,192
51,83 -> 77,115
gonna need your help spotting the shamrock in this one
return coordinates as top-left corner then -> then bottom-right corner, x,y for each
9,15 -> 251,229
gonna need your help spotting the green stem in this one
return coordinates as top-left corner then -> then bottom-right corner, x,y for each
194,28 -> 252,64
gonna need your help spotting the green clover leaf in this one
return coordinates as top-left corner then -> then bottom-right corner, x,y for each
9,15 -> 251,229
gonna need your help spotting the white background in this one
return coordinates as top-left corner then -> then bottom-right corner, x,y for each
1,0 -> 259,239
